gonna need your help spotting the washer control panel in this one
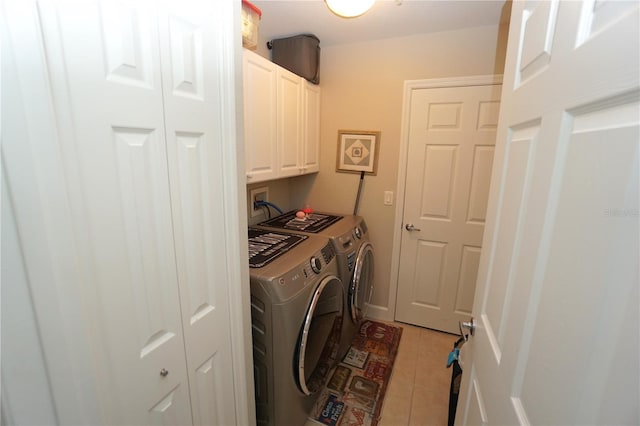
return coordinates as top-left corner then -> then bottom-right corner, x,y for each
310,256 -> 322,274
353,226 -> 362,240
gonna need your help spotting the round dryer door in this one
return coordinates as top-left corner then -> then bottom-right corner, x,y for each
296,275 -> 344,395
349,241 -> 374,323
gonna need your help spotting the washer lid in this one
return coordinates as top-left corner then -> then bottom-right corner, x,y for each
247,227 -> 307,268
259,210 -> 343,233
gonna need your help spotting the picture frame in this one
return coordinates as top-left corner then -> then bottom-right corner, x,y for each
336,130 -> 380,175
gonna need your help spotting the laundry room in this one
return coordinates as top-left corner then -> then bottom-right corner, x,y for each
243,2 -> 509,424
4,1 -> 638,425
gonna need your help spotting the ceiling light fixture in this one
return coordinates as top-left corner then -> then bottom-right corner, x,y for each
325,0 -> 376,18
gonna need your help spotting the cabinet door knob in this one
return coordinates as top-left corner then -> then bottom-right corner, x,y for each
160,368 -> 169,377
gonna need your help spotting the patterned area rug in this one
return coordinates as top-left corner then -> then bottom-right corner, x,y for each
308,320 -> 403,426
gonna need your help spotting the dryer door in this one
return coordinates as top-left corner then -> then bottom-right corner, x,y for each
349,241 -> 374,323
296,275 -> 344,395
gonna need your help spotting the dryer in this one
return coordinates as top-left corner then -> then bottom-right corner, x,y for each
257,211 -> 375,359
248,227 -> 344,426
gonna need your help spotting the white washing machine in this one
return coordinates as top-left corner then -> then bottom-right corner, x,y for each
257,211 -> 375,359
248,227 -> 344,426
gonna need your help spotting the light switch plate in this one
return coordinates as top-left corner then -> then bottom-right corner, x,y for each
384,191 -> 393,206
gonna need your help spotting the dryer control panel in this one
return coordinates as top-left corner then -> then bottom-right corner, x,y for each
257,239 -> 339,302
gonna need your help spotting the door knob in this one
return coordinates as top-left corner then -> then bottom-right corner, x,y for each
459,317 -> 475,342
405,223 -> 421,232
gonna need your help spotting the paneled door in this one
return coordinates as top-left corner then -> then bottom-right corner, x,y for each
158,3 -> 238,425
36,1 -> 238,424
38,2 -> 193,423
395,80 -> 501,334
456,1 -> 639,424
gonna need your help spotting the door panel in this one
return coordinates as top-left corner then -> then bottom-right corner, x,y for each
466,146 -> 494,224
421,145 -> 457,219
396,83 -> 501,333
158,2 -> 237,424
413,240 -> 446,305
484,128 -> 537,346
100,1 -> 156,88
38,2 -> 191,423
457,1 -> 639,424
453,245 -> 481,315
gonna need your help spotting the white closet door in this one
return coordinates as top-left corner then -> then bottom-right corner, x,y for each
158,2 -> 238,424
38,2 -> 192,424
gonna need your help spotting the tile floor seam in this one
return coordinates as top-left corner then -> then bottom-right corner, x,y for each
407,335 -> 418,426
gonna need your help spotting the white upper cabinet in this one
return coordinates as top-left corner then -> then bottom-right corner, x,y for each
243,48 -> 320,183
276,66 -> 304,178
302,81 -> 321,174
243,49 -> 278,182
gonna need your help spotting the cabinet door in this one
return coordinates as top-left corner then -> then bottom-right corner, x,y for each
158,2 -> 238,425
276,67 -> 304,178
38,2 -> 192,424
243,49 -> 278,183
302,81 -> 321,174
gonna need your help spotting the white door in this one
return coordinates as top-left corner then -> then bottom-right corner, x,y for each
395,80 -> 502,334
457,1 -> 639,425
38,2 -> 193,423
36,1 -> 239,424
157,3 -> 238,425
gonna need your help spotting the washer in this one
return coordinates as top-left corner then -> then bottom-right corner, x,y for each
257,212 -> 375,359
248,227 -> 344,426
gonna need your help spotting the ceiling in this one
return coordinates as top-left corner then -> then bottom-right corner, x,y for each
251,0 -> 509,48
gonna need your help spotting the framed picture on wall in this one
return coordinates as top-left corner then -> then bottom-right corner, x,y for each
336,130 -> 381,175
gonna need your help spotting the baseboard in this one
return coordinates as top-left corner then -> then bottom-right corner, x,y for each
364,303 -> 394,322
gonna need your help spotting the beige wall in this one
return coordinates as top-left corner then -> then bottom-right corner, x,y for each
248,23 -> 508,316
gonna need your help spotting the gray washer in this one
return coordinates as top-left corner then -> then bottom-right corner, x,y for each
257,213 -> 375,360
250,234 -> 344,426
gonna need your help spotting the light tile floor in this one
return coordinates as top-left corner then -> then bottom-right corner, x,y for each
377,322 -> 457,426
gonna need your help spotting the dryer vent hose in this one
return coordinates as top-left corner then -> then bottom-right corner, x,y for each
353,171 -> 365,215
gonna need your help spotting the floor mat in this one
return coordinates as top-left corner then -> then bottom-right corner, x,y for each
308,320 -> 403,426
